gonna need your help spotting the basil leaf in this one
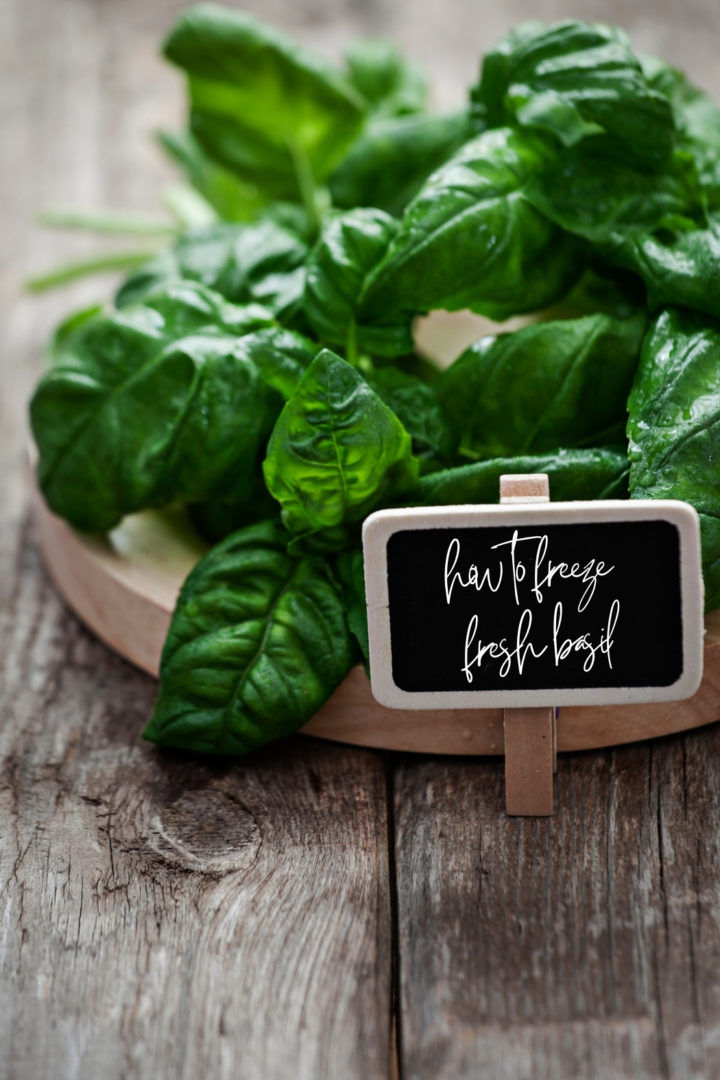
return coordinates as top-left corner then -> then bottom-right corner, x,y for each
418,447 -> 629,505
369,366 -> 453,464
437,311 -> 646,459
524,143 -> 702,245
344,38 -> 427,117
31,283 -> 286,532
611,215 -> 720,321
304,208 -> 412,358
241,326 -> 317,399
654,65 -> 720,158
641,56 -> 720,196
334,546 -> 369,663
332,43 -> 466,216
627,309 -> 720,609
473,20 -> 675,167
263,348 -> 419,536
117,219 -> 309,319
360,128 -> 580,321
157,129 -> 267,222
144,521 -> 356,754
115,251 -> 178,308
46,304 -> 104,364
212,221 -> 308,318
188,485 -> 280,544
555,265 -> 646,320
328,109 -> 474,216
163,4 -> 365,197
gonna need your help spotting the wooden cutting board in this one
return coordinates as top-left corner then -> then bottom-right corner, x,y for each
33,490 -> 720,755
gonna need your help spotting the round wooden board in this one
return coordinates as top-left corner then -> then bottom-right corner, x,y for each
33,489 -> 720,755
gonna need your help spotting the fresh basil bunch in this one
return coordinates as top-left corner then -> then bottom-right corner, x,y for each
30,8 -> 720,754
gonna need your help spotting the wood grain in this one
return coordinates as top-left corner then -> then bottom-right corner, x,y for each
502,707 -> 555,816
393,733 -> 720,1080
0,527 -> 392,1079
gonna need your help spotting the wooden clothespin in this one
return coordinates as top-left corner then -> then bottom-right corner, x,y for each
499,474 -> 556,817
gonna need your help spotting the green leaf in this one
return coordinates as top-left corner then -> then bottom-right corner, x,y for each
473,20 -> 676,166
610,214 -> 720,321
163,4 -> 365,200
188,485 -> 279,544
116,219 -> 309,319
344,38 -> 427,116
369,366 -> 453,464
45,304 -> 104,364
641,56 -> 720,197
328,109 -> 473,215
303,208 -> 412,358
30,282 -> 288,532
239,325 -> 317,399
553,265 -> 646,320
524,143 -> 702,245
437,311 -> 646,459
144,521 -> 357,754
158,129 -> 268,222
334,546 -> 369,663
263,348 -> 419,537
214,224 -> 308,318
627,309 -> 720,610
417,447 -> 630,505
359,128 -> 580,322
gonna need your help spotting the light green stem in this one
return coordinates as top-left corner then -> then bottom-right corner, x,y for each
37,206 -> 176,236
26,250 -> 156,292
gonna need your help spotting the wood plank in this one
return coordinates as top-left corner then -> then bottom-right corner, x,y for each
0,526 -> 393,1079
393,732 -> 720,1079
1,4 -> 393,1073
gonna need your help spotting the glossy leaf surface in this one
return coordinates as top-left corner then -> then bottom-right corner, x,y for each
418,447 -> 630,505
360,128 -> 580,321
164,4 -> 365,196
329,110 -> 473,215
145,521 -> 356,753
263,348 -> 418,536
473,20 -> 675,166
437,311 -> 646,459
31,283 -> 287,531
303,208 -> 412,357
116,219 -> 309,319
627,309 -> 720,609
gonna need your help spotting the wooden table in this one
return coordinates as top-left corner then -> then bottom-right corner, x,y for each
3,2 -> 720,1076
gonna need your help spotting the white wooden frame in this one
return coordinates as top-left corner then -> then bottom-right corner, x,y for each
363,500 -> 704,711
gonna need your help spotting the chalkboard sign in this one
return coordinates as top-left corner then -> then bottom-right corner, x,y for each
363,501 -> 704,710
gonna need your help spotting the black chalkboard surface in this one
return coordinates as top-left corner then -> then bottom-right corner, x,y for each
363,502 -> 704,710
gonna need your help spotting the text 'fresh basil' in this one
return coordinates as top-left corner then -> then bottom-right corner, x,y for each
362,502 -> 704,710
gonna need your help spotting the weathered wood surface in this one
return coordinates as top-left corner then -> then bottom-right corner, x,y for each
394,738 -> 720,1080
4,0 -> 720,1078
0,529 -> 393,1079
